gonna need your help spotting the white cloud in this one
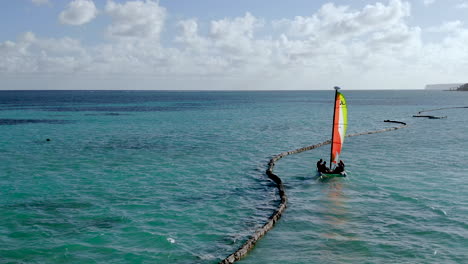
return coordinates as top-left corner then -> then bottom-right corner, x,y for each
423,0 -> 435,6
59,0 -> 98,26
276,0 -> 410,40
270,0 -> 417,73
0,32 -> 89,73
174,13 -> 274,76
456,1 -> 468,9
427,20 -> 463,33
176,19 -> 205,48
32,0 -> 50,5
2,0 -> 468,90
209,13 -> 266,57
105,0 -> 166,39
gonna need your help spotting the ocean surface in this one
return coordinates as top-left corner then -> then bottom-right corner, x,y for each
0,90 -> 467,264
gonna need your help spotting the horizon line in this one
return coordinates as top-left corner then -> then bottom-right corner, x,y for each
0,88 -> 428,92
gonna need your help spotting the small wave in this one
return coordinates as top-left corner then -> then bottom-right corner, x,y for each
84,112 -> 129,116
197,253 -> 216,260
430,206 -> 447,216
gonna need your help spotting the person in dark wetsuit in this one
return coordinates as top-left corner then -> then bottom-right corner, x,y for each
316,159 -> 323,171
333,160 -> 345,174
322,161 -> 330,173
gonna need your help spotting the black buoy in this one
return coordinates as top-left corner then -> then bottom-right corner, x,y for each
46,138 -> 51,141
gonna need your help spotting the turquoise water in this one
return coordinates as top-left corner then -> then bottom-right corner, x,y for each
0,90 -> 467,263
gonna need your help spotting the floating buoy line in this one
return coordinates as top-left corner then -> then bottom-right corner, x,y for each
219,120 -> 407,264
413,106 -> 468,119
219,106 -> 468,263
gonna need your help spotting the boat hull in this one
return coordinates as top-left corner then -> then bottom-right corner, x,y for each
319,171 -> 346,180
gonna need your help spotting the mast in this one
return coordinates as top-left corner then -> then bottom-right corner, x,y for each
329,86 -> 340,168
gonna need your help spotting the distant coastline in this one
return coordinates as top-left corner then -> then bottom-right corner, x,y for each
425,83 -> 468,91
456,83 -> 468,91
425,83 -> 463,90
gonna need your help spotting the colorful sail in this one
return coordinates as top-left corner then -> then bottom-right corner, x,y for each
330,89 -> 347,166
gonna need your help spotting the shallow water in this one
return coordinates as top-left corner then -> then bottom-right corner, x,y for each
0,90 -> 467,263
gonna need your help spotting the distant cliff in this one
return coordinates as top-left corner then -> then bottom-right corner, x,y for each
457,83 -> 468,91
425,83 -> 463,90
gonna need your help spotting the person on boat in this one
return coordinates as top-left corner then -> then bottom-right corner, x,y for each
332,160 -> 345,174
316,159 -> 323,170
321,161 -> 330,173
316,159 -> 323,172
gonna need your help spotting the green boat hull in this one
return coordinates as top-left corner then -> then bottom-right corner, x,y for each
319,171 -> 346,180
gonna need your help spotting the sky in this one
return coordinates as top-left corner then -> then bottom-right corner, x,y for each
1,0 -> 468,90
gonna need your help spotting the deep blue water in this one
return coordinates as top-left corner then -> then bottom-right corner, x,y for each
0,90 -> 467,263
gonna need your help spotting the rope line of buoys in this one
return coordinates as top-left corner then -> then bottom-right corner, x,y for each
413,106 -> 468,119
417,106 -> 468,114
218,120 -> 407,263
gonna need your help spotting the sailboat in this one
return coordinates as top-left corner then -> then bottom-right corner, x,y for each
318,86 -> 348,179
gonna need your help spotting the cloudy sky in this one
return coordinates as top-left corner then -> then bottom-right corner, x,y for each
1,0 -> 467,90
